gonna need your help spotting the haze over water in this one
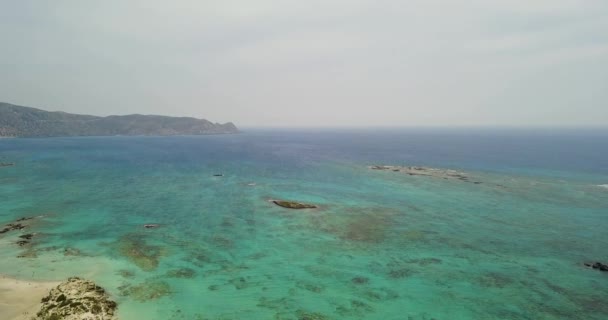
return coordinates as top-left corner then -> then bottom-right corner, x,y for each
1,128 -> 607,319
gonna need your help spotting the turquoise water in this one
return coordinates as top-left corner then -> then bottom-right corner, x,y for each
1,129 -> 608,319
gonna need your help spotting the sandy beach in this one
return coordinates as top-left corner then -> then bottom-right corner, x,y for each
0,275 -> 59,320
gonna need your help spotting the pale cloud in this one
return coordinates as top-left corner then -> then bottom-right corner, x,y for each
1,0 -> 606,126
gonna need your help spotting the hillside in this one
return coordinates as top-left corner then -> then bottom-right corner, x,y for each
0,102 -> 238,137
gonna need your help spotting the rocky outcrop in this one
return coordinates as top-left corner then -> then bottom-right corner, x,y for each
584,261 -> 608,271
34,277 -> 117,320
369,165 -> 482,183
271,200 -> 318,209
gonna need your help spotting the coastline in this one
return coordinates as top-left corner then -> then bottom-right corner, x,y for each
0,275 -> 59,320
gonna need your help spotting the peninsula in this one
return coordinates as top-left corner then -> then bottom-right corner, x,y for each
0,102 -> 238,138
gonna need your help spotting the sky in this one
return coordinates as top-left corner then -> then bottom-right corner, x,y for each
1,0 -> 607,127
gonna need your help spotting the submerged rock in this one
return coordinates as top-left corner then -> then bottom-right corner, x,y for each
34,277 -> 117,320
271,200 -> 318,209
351,276 -> 369,285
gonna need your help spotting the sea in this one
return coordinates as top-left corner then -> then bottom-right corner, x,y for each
1,128 -> 607,320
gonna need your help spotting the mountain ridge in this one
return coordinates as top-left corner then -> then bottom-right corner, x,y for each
0,102 -> 238,137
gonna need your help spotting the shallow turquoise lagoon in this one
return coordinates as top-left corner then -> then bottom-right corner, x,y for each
1,129 -> 607,319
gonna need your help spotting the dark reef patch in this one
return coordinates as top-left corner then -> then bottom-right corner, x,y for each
476,272 -> 515,288
229,276 -> 249,290
19,233 -> 35,240
406,257 -> 442,266
1,223 -> 26,234
343,214 -> 391,243
211,234 -> 234,249
296,280 -> 325,293
309,208 -> 396,244
112,233 -> 168,271
117,269 -> 136,278
166,267 -> 197,279
16,240 -> 30,246
336,299 -> 374,317
118,279 -> 172,302
387,268 -> 415,279
296,310 -> 330,320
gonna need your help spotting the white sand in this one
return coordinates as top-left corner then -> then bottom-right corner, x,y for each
0,275 -> 59,320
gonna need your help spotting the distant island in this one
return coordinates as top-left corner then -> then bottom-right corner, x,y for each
0,102 -> 238,138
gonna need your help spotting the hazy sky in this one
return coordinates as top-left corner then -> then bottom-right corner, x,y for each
1,1 -> 607,127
